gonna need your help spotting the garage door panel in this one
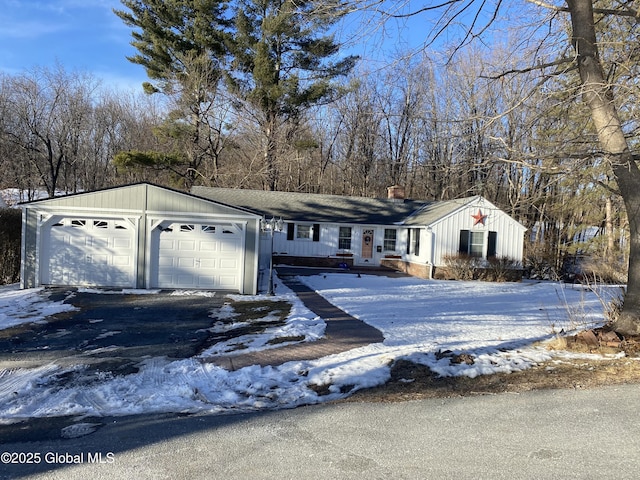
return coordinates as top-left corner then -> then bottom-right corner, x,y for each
199,258 -> 216,268
113,255 -> 132,266
179,240 -> 196,251
219,258 -> 238,269
219,275 -> 238,288
92,238 -> 109,249
113,238 -> 131,249
159,239 -> 176,249
158,257 -> 174,267
198,276 -> 215,287
199,241 -> 218,252
89,254 -> 109,265
220,241 -> 239,252
178,258 -> 195,267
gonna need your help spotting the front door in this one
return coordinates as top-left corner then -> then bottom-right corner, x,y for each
361,229 -> 374,261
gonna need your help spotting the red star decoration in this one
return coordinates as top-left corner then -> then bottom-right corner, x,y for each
471,209 -> 487,226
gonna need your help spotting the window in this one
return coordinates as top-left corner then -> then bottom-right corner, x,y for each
339,227 -> 352,250
288,223 -> 320,242
297,224 -> 312,240
384,229 -> 397,251
459,230 -> 498,258
202,225 -> 216,233
180,224 -> 195,232
411,228 -> 420,256
93,220 -> 108,229
469,231 -> 484,257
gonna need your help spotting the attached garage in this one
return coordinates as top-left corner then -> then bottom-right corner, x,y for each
21,184 -> 261,294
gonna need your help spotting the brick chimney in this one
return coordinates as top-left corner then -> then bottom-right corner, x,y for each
387,185 -> 405,200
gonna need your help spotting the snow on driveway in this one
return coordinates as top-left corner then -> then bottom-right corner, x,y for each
0,275 -> 621,419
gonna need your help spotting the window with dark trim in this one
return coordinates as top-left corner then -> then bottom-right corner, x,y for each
459,230 -> 497,258
288,223 -> 321,242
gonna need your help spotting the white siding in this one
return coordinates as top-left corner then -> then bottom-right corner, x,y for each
272,224 -> 337,257
271,223 -> 406,266
257,197 -> 525,271
430,199 -> 525,266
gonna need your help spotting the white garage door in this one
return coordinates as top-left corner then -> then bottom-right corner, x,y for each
43,218 -> 136,287
152,222 -> 244,291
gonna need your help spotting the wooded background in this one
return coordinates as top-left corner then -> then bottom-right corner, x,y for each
0,0 -> 636,285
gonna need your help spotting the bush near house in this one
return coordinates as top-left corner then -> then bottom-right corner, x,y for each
0,209 -> 21,285
440,254 -> 522,282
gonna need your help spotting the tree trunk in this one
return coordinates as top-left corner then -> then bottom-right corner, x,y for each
605,195 -> 614,257
263,119 -> 278,191
567,0 -> 640,335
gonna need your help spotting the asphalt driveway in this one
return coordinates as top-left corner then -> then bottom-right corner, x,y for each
0,290 -> 228,375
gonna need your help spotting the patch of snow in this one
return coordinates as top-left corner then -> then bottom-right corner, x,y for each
0,275 -> 620,419
0,286 -> 77,330
77,288 -> 161,295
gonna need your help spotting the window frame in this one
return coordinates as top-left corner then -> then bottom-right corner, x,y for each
469,231 -> 484,258
383,228 -> 397,252
338,226 -> 352,250
411,228 -> 420,257
296,224 -> 313,240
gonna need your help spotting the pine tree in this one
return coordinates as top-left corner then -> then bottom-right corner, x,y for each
115,0 -> 232,187
114,0 -> 230,93
227,0 -> 358,190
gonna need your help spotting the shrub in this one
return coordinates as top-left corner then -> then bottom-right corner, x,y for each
443,254 -> 522,282
0,209 -> 22,285
483,256 -> 522,282
442,254 -> 481,280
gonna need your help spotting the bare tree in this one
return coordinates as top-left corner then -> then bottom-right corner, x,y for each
346,0 -> 640,335
0,66 -> 99,197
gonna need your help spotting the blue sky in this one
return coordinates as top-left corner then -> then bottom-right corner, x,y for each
0,1 -> 469,92
0,0 -> 148,91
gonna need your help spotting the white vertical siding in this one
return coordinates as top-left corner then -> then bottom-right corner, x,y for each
430,199 -> 525,266
272,224 -> 338,258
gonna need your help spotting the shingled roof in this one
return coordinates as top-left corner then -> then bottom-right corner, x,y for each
192,187 -> 479,226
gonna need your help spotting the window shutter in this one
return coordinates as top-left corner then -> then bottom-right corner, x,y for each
313,224 -> 320,242
488,231 -> 497,258
287,223 -> 295,241
459,230 -> 469,254
406,229 -> 411,255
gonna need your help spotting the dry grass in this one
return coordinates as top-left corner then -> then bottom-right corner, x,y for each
341,330 -> 640,403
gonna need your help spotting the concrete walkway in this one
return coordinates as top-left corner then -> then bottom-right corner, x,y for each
204,271 -> 385,370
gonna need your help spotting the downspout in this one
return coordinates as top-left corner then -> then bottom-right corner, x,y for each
427,226 -> 435,279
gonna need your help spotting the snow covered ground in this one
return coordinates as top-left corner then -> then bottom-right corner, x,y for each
0,274 -> 623,420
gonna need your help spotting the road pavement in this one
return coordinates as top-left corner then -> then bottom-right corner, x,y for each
2,383 -> 639,479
